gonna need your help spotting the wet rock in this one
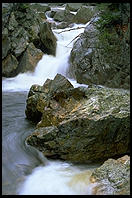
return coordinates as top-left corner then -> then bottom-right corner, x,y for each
30,3 -> 51,13
25,75 -> 130,163
39,22 -> 57,56
55,22 -> 74,29
2,3 -> 57,77
2,28 -> 10,59
53,8 -> 75,23
11,27 -> 29,57
2,54 -> 18,77
65,3 -> 82,12
18,43 -> 43,73
68,16 -> 130,89
25,84 -> 46,123
25,74 -> 74,123
73,6 -> 96,24
90,155 -> 130,195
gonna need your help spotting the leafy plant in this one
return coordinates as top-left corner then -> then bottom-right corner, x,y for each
13,3 -> 30,12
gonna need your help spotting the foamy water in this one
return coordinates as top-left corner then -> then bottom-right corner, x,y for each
2,23 -> 88,92
17,160 -> 98,195
2,19 -> 96,195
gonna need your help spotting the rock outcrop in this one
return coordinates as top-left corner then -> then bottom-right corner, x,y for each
2,3 -> 57,77
53,7 -> 75,23
73,6 -> 97,24
68,15 -> 130,89
65,3 -> 83,12
25,74 -> 130,163
90,155 -> 130,195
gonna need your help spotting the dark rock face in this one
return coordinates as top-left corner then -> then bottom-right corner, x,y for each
25,74 -> 130,163
90,155 -> 130,195
18,43 -> 43,74
2,3 -> 57,77
68,17 -> 130,89
2,54 -> 18,77
39,22 -> 57,56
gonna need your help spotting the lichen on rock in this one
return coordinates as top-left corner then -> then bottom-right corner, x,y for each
25,74 -> 130,164
90,155 -> 130,195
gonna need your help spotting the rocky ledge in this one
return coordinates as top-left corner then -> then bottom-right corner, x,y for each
2,3 -> 57,77
68,13 -> 130,90
25,74 -> 130,163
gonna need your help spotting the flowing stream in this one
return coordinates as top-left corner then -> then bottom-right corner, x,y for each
2,20 -> 100,195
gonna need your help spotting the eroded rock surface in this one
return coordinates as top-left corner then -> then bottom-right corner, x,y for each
25,74 -> 130,163
68,15 -> 130,89
2,3 -> 57,77
90,155 -> 130,195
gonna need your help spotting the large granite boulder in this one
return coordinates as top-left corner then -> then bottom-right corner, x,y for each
2,54 -> 18,77
53,7 -> 75,23
25,74 -> 74,123
2,3 -> 57,77
30,3 -> 51,13
68,15 -> 130,89
65,3 -> 83,12
18,43 -> 43,73
25,74 -> 130,163
73,6 -> 97,24
39,22 -> 57,56
90,155 -> 130,195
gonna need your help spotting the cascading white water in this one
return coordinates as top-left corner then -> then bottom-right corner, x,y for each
2,23 -> 88,92
17,160 -> 98,195
3,21 -> 98,195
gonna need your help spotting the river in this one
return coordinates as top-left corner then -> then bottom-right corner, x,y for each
2,20 -> 100,195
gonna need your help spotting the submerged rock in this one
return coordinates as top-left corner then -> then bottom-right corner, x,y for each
90,155 -> 130,195
25,74 -> 130,163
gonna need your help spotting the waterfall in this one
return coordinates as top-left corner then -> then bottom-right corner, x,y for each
2,23 -> 88,92
17,160 -> 98,195
2,21 -> 96,195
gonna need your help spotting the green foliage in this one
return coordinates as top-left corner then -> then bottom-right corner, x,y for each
96,3 -> 122,30
13,3 -> 30,12
96,3 -> 130,30
95,3 -> 130,52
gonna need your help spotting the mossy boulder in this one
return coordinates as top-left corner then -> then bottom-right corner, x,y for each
2,28 -> 10,59
53,8 -> 75,23
2,3 -> 57,77
30,3 -> 51,13
25,74 -> 130,163
73,6 -> 97,24
2,54 -> 18,77
68,15 -> 130,89
90,155 -> 130,195
18,43 -> 43,73
65,3 -> 82,12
